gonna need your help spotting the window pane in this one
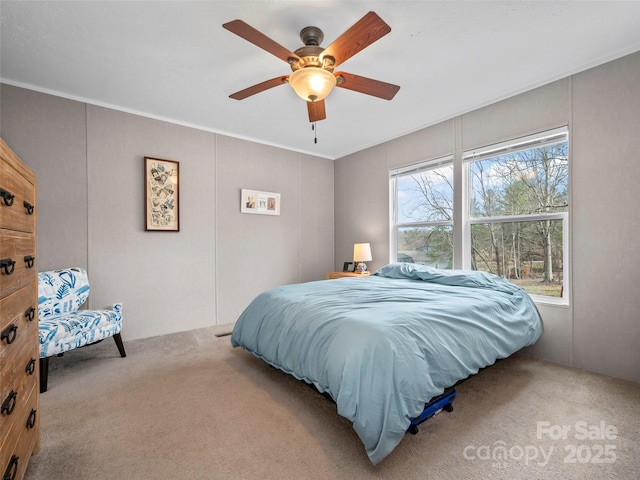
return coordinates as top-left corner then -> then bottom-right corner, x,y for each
471,219 -> 563,297
397,226 -> 453,268
397,164 -> 454,223
469,142 -> 568,218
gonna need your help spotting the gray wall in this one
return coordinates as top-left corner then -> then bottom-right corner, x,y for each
571,54 -> 640,383
0,87 -> 89,269
0,84 -> 334,340
335,52 -> 640,383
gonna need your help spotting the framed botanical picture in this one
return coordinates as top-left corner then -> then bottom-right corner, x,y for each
145,157 -> 179,231
241,188 -> 280,216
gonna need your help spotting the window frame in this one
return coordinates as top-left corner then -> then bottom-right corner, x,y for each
390,155 -> 454,266
390,126 -> 570,306
462,126 -> 569,305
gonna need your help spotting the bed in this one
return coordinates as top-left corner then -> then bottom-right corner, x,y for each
230,263 -> 542,464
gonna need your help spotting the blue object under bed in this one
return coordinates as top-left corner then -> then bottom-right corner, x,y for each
231,263 -> 542,464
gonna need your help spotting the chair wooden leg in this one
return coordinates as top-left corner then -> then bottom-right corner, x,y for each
39,357 -> 49,393
113,333 -> 126,357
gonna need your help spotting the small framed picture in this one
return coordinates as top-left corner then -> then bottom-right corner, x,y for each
241,188 -> 280,216
145,157 -> 179,231
343,262 -> 354,272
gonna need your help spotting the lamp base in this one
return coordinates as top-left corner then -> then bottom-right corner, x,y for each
355,262 -> 367,273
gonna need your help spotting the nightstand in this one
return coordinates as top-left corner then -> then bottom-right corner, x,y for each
326,271 -> 372,280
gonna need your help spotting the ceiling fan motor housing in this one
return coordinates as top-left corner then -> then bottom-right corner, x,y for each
291,46 -> 332,70
290,27 -> 335,72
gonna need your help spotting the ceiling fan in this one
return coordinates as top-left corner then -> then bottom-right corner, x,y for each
222,11 -> 400,123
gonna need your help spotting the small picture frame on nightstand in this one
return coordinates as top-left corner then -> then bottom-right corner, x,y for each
343,262 -> 354,272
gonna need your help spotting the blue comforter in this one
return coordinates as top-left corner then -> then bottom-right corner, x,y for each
231,263 -> 542,464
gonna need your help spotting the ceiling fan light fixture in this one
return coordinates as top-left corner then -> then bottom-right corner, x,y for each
288,67 -> 336,102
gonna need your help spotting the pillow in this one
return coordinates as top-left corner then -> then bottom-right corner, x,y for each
374,262 -> 522,294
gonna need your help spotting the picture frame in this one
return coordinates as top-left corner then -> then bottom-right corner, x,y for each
241,188 -> 280,216
343,262 -> 354,272
145,157 -> 179,231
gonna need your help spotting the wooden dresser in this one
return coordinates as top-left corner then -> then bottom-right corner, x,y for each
0,138 -> 39,480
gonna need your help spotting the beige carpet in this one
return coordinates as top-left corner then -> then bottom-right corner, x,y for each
25,327 -> 640,480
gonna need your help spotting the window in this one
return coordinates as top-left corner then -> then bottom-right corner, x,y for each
464,127 -> 568,300
391,157 -> 454,268
391,127 -> 569,303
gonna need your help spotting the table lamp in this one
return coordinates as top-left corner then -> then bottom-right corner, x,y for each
353,243 -> 372,273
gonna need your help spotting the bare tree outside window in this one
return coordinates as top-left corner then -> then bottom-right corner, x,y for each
395,162 -> 454,267
468,140 -> 568,297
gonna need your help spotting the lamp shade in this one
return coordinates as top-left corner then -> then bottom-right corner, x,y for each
288,67 -> 337,102
353,243 -> 372,263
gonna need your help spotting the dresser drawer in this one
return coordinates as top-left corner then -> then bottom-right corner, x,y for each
0,230 -> 36,298
0,282 -> 37,340
1,327 -> 38,408
0,345 -> 38,442
0,156 -> 36,235
0,383 -> 39,480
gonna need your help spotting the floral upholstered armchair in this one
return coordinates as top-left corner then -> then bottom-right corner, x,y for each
38,267 -> 126,392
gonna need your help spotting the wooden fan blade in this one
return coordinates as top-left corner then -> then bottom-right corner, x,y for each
320,12 -> 391,68
229,76 -> 289,100
307,100 -> 327,122
223,20 -> 300,64
335,72 -> 400,100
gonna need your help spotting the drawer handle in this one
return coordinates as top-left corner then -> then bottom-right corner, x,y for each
1,390 -> 17,416
23,200 -> 34,215
24,255 -> 35,269
26,409 -> 37,429
1,324 -> 18,345
25,306 -> 36,322
3,455 -> 19,480
0,188 -> 14,207
25,358 -> 36,376
0,258 -> 15,275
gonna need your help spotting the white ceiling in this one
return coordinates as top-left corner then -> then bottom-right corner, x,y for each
1,1 -> 639,160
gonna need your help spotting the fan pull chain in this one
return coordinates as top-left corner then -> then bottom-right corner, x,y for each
312,122 -> 317,144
